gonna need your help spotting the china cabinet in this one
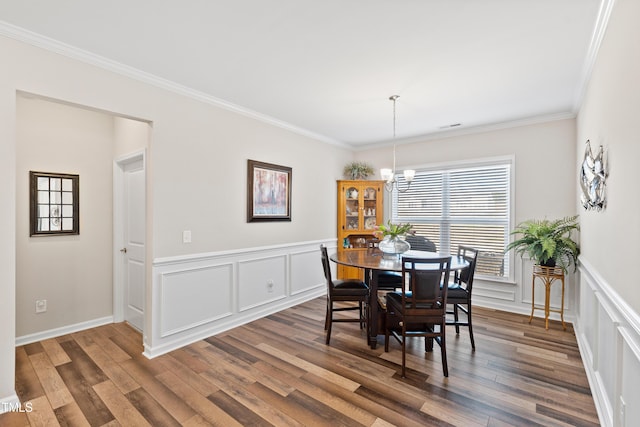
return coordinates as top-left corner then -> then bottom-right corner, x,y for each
336,180 -> 384,279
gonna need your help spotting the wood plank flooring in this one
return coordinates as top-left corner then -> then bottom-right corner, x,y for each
1,298 -> 599,426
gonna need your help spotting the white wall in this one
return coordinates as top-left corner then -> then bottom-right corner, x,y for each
15,96 -> 115,338
575,0 -> 640,425
114,116 -> 150,158
0,34 -> 353,406
577,0 -> 640,314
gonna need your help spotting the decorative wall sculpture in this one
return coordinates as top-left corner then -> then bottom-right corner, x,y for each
579,140 -> 607,211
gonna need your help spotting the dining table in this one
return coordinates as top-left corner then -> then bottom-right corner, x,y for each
330,249 -> 470,349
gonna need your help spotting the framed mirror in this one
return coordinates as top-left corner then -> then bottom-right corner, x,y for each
30,171 -> 79,236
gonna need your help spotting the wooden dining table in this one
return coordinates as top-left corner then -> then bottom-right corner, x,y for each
330,249 -> 470,349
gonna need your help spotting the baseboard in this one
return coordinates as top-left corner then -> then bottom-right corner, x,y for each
15,316 -> 114,346
0,392 -> 21,415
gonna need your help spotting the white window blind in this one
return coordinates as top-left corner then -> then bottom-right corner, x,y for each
392,161 -> 511,278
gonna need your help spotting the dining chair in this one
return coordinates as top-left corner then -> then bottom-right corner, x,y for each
446,245 -> 479,350
384,255 -> 452,377
405,234 -> 437,252
320,245 -> 369,345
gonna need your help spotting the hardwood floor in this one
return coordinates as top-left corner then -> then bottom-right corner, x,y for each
1,298 -> 599,426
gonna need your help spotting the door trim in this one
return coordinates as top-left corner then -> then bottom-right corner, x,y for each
113,149 -> 146,325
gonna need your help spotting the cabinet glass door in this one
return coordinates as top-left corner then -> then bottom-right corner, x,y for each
344,186 -> 360,230
362,186 -> 378,230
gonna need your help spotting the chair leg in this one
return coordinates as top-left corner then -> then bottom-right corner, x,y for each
440,324 -> 448,377
467,303 -> 475,350
325,302 -> 333,345
454,304 -> 460,334
324,299 -> 329,331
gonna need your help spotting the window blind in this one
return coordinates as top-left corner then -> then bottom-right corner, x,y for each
392,162 -> 511,278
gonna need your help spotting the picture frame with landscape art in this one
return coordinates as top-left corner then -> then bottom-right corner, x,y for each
247,159 -> 292,222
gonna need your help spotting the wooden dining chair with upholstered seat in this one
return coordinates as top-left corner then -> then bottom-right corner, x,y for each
405,234 -> 437,252
384,255 -> 452,377
446,245 -> 479,350
320,245 -> 369,345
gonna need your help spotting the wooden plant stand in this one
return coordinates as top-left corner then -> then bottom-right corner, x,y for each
530,264 -> 566,330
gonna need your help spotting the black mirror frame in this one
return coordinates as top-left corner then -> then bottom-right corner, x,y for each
29,171 -> 80,236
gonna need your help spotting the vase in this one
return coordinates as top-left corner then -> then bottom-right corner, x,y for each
378,235 -> 411,257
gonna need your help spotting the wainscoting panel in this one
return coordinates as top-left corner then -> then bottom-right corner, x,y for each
146,240 -> 330,358
238,255 -> 287,312
575,258 -> 640,427
159,263 -> 233,338
620,326 -> 640,426
290,247 -> 324,295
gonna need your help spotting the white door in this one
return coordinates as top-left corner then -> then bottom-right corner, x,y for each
121,158 -> 145,331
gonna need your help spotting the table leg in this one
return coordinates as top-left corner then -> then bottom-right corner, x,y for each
366,269 -> 379,349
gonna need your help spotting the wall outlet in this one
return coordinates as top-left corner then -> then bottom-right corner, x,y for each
267,280 -> 274,293
182,230 -> 192,243
620,396 -> 626,426
35,299 -> 47,313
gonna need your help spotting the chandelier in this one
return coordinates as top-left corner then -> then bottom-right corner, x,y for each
380,95 -> 415,193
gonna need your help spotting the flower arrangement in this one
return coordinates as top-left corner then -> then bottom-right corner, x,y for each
343,161 -> 374,180
373,220 -> 414,240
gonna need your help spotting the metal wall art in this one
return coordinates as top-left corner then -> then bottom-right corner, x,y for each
579,140 -> 607,211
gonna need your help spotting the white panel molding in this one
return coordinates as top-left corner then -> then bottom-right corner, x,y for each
159,263 -> 234,338
145,239 -> 332,359
473,283 -> 516,302
15,316 -> 114,346
154,239 -> 334,266
237,254 -> 287,312
574,257 -> 640,427
619,326 -> 640,426
290,247 -> 326,296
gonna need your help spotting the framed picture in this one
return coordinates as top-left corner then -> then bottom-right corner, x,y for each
247,160 -> 292,222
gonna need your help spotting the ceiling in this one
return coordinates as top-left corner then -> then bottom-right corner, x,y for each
0,0 -> 606,148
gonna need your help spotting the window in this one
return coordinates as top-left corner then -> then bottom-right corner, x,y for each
30,171 -> 79,236
391,159 -> 511,279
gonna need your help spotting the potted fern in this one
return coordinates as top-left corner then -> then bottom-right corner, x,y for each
505,215 -> 580,272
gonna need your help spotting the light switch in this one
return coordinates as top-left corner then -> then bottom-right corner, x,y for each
183,230 -> 192,243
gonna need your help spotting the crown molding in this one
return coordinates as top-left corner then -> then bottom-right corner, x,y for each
355,111 -> 577,151
571,0 -> 616,112
0,20 -> 345,148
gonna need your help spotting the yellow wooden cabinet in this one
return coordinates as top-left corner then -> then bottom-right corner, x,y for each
336,180 -> 384,279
